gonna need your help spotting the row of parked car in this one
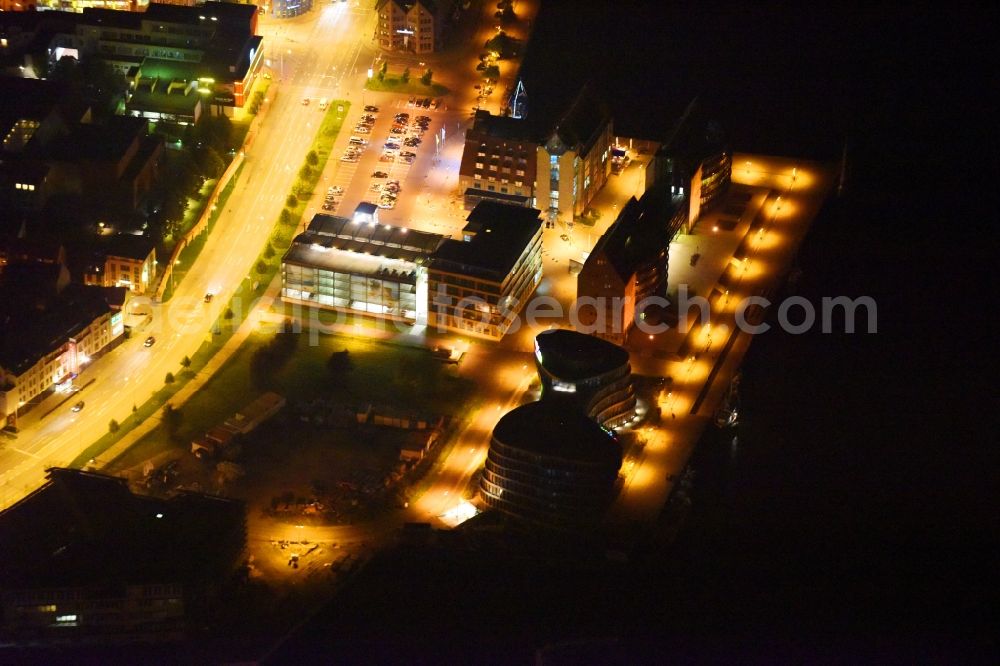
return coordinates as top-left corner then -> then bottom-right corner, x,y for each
407,96 -> 440,109
343,105 -> 381,162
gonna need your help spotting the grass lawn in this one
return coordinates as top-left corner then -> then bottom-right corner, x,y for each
365,76 -> 449,98
105,328 -> 475,474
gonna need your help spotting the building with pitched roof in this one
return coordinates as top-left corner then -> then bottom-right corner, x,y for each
375,0 -> 448,54
427,200 -> 542,339
457,110 -> 536,210
533,82 -> 614,221
576,184 -> 686,344
0,278 -> 126,426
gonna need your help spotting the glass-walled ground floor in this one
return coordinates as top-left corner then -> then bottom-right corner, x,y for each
282,262 -> 426,322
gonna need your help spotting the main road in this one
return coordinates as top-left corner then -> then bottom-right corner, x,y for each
0,3 -> 377,510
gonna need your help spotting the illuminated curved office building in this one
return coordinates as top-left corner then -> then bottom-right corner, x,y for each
533,329 -> 636,428
480,401 -> 622,528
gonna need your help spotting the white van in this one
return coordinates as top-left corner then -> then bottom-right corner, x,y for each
318,98 -> 329,110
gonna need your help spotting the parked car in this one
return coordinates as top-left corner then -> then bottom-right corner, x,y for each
144,336 -> 156,347
407,97 -> 416,107
349,136 -> 368,145
364,105 -> 379,113
400,150 -> 416,158
329,185 -> 344,195
372,171 -> 389,178
322,203 -> 336,211
421,98 -> 432,108
71,401 -> 85,412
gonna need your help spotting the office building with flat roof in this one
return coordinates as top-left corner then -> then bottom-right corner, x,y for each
427,200 -> 542,340
281,205 -> 444,324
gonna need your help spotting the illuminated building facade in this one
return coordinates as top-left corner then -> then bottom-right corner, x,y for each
651,99 -> 731,229
375,0 -> 442,54
281,205 -> 444,324
81,233 -> 157,294
457,110 -> 536,210
533,328 -> 636,428
480,400 -> 622,529
269,0 -> 312,19
0,3 -> 262,121
0,279 -> 126,427
533,83 -> 613,221
576,185 -> 685,344
427,200 -> 542,340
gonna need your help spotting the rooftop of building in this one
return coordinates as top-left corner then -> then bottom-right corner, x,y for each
658,97 -> 729,162
0,468 -> 245,589
0,235 -> 64,265
468,109 -> 533,142
102,232 -> 156,261
0,77 -> 74,144
283,214 -> 444,276
44,114 -> 146,163
376,0 -> 437,13
492,400 -> 621,468
534,328 -> 630,382
0,281 -> 124,375
144,1 -> 258,29
546,82 -> 612,155
586,184 -> 680,284
429,201 -> 540,282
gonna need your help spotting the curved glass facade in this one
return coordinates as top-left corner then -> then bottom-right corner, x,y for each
480,427 -> 621,528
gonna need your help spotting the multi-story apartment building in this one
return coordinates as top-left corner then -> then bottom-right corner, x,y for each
651,99 -> 732,228
457,109 -> 537,210
456,83 -> 613,223
533,83 -> 614,221
81,233 -> 157,294
0,276 -> 126,427
427,200 -> 542,340
533,328 -> 636,429
375,0 -> 444,54
576,185 -> 685,345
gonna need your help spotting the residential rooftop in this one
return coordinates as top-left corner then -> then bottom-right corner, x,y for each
589,184 -> 680,284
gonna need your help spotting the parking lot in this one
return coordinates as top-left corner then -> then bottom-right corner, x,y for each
312,96 -> 446,221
